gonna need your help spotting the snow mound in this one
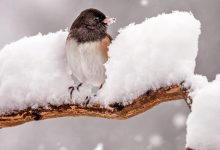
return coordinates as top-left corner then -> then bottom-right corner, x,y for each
0,31 -> 73,113
99,11 -> 201,105
186,75 -> 220,150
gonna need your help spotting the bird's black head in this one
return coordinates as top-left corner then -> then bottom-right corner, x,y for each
69,8 -> 115,43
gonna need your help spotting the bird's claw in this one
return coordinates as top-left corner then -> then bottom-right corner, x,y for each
76,83 -> 82,91
83,93 -> 97,106
68,86 -> 75,99
99,84 -> 103,89
83,96 -> 91,107
68,83 -> 83,99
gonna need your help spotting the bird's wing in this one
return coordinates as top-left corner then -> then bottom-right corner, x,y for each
99,34 -> 112,60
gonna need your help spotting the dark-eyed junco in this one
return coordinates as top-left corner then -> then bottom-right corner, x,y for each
66,8 -> 116,99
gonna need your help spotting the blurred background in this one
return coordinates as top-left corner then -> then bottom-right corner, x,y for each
0,0 -> 219,150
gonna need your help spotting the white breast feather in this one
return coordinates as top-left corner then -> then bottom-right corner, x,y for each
66,39 -> 107,87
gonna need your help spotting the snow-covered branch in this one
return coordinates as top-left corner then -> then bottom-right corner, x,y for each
0,12 -> 198,128
0,85 -> 187,128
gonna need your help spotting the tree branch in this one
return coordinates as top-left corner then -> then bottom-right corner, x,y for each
0,85 -> 188,128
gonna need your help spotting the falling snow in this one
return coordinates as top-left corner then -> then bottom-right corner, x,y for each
140,0 -> 149,6
134,134 -> 143,142
172,113 -> 186,129
94,143 -> 104,150
147,134 -> 164,150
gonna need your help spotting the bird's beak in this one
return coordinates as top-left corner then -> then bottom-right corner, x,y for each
103,16 -> 116,26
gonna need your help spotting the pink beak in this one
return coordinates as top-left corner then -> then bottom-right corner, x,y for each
103,16 -> 116,26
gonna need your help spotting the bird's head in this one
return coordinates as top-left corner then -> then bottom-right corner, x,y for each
69,8 -> 115,42
72,8 -> 116,30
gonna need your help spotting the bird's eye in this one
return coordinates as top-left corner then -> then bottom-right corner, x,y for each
95,17 -> 100,20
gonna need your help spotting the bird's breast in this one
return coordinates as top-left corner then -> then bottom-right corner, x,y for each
66,38 -> 108,86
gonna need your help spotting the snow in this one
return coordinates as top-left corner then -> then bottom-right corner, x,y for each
140,0 -> 149,6
99,11 -> 201,105
59,146 -> 68,150
186,74 -> 220,150
94,143 -> 103,150
172,113 -> 186,129
184,74 -> 209,96
37,144 -> 45,150
0,11 -> 200,113
0,31 -> 73,113
147,134 -> 164,149
134,134 -> 143,142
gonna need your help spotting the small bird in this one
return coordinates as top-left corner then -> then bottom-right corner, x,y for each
66,8 -> 116,101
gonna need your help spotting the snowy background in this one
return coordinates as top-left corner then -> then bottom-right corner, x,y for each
0,0 -> 219,150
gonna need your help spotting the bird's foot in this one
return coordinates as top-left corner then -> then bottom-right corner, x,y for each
99,83 -> 103,89
76,83 -> 82,91
68,83 -> 83,99
68,86 -> 75,99
83,96 -> 91,107
82,93 -> 98,107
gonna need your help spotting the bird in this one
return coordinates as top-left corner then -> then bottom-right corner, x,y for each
65,8 -> 116,102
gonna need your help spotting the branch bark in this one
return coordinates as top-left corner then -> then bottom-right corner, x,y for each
0,85 -> 188,128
